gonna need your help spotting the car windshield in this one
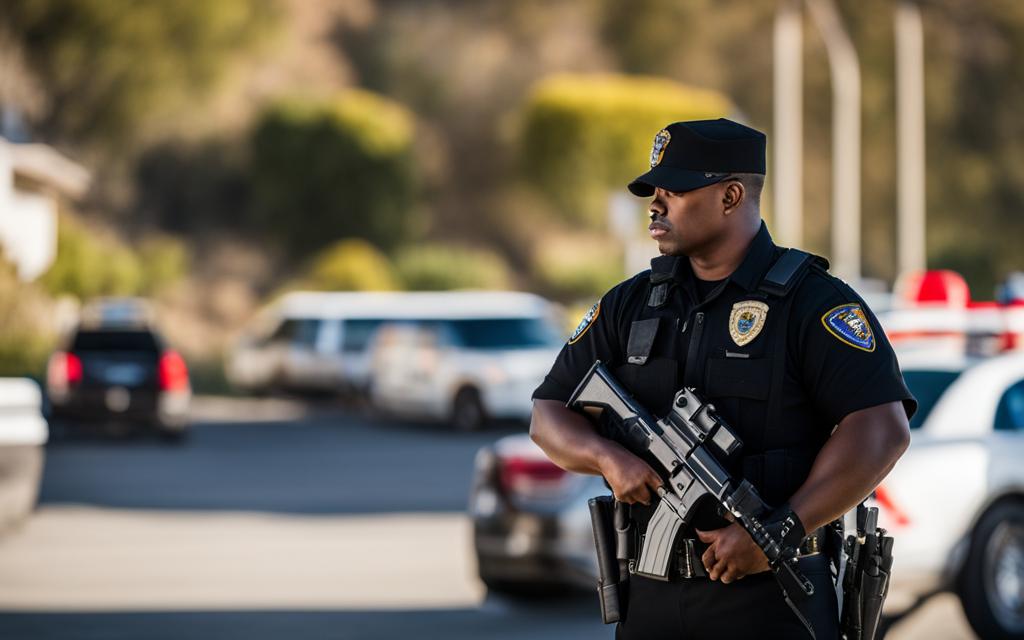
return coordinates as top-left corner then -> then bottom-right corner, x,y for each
447,318 -> 561,350
902,369 -> 961,430
71,330 -> 160,353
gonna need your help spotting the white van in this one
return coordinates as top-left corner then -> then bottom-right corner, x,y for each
366,291 -> 564,430
225,291 -> 563,402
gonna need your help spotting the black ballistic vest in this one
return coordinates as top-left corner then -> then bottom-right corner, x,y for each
613,250 -> 821,523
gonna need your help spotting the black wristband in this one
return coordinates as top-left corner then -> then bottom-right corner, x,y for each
765,504 -> 806,557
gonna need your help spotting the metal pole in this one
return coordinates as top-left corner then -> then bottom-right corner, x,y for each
806,0 -> 862,282
896,0 -> 927,276
773,0 -> 803,248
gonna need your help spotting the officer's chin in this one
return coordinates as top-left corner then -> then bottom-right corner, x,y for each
655,240 -> 682,256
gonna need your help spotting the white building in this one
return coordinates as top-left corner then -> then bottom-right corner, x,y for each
0,136 -> 89,280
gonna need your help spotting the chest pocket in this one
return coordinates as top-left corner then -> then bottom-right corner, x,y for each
613,317 -> 679,417
704,355 -> 771,452
705,353 -> 809,506
705,356 -> 771,401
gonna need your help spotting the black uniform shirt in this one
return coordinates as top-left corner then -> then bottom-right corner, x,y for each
534,222 -> 917,510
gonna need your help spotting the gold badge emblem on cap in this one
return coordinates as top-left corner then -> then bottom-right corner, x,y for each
650,128 -> 671,168
729,300 -> 769,347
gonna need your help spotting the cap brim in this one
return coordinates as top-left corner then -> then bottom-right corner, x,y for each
627,165 -> 728,197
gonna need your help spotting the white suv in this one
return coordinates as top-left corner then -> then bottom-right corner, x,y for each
368,296 -> 563,431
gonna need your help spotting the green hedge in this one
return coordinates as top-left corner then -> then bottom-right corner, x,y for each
0,261 -> 56,378
302,239 -> 400,291
39,216 -> 189,301
251,90 -> 421,258
394,244 -> 510,291
520,74 -> 730,227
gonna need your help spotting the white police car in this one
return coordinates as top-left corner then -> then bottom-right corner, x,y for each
878,351 -> 1024,639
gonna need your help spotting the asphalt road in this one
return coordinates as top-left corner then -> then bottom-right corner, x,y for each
0,398 -> 976,639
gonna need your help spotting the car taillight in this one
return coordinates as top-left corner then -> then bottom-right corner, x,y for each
874,484 -> 911,528
48,351 -> 83,389
498,456 -> 568,496
158,351 -> 189,392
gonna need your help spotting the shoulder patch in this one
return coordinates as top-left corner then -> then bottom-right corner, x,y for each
821,303 -> 876,352
568,301 -> 600,345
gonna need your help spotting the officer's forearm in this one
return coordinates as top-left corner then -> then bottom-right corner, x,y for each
787,401 -> 911,532
529,399 -> 623,476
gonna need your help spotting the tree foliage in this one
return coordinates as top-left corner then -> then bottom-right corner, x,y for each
250,90 -> 421,257
519,74 -> 731,227
2,0 -> 280,148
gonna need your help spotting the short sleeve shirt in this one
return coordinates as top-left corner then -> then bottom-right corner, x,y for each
533,222 -> 916,504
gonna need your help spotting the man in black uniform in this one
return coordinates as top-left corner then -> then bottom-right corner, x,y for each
530,119 -> 916,639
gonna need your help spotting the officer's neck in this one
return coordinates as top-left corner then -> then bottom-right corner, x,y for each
687,218 -> 761,282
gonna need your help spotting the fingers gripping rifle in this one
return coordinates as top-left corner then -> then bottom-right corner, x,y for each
568,361 -> 821,638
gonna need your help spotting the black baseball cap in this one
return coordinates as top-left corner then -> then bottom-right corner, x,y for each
627,118 -> 767,197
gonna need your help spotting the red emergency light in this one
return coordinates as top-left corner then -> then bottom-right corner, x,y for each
896,270 -> 970,307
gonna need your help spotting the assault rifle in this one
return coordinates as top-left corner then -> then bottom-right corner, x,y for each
568,360 -> 822,638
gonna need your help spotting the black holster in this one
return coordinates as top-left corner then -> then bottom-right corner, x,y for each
588,495 -> 631,624
839,505 -> 894,640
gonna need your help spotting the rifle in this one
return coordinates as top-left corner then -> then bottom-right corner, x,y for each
568,360 -> 822,638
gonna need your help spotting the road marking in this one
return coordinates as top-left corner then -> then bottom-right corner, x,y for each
0,507 -> 484,611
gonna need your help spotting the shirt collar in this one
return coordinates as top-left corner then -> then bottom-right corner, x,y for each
648,221 -> 778,293
727,221 -> 778,292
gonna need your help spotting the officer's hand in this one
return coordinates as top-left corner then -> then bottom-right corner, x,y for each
696,523 -> 770,583
599,447 -> 663,505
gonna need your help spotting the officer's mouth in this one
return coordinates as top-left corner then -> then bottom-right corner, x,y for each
649,222 -> 670,239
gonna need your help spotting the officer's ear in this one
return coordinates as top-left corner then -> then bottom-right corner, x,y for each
722,180 -> 745,215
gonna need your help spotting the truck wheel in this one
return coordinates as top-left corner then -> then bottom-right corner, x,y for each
959,502 -> 1024,639
452,387 -> 486,432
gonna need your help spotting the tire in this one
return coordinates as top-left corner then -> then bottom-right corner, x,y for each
451,387 -> 486,432
958,501 -> 1024,639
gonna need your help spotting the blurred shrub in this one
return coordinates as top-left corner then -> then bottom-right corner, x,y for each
519,74 -> 730,226
40,216 -> 142,299
251,90 -> 421,258
0,260 -> 56,378
531,233 -> 625,302
303,239 -> 399,291
40,216 -> 188,300
394,244 -> 510,291
138,235 -> 190,293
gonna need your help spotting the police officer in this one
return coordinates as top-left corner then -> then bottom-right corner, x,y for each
530,118 -> 916,639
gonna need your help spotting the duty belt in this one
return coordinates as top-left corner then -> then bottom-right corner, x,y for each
654,528 -> 829,580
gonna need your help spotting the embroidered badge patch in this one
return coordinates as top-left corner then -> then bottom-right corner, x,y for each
729,300 -> 769,347
568,301 -> 601,345
822,303 -> 876,352
650,128 -> 671,168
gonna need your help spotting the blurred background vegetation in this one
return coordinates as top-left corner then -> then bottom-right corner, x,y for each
1,0 -> 1023,382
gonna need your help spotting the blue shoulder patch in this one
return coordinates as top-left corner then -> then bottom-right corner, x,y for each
821,303 -> 876,352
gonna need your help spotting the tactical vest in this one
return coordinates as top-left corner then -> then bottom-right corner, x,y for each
613,249 -> 824,511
